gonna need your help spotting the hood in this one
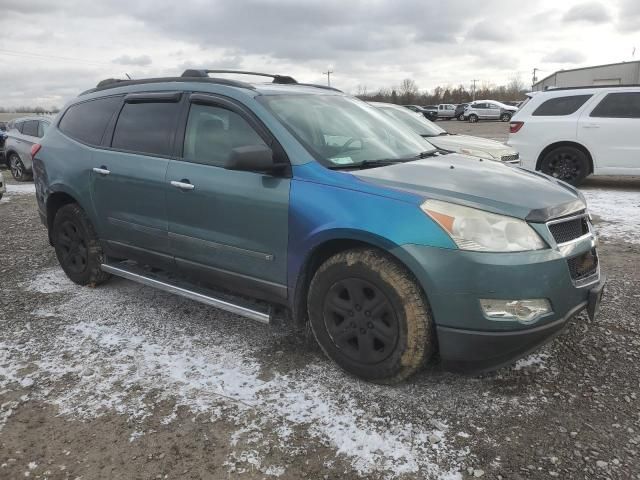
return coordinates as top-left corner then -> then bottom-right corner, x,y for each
351,154 -> 584,221
427,134 -> 516,159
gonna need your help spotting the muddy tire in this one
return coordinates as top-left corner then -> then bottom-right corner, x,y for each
307,248 -> 434,383
52,203 -> 111,286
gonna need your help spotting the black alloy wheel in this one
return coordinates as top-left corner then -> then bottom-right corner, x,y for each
56,220 -> 89,275
323,277 -> 399,364
540,146 -> 589,186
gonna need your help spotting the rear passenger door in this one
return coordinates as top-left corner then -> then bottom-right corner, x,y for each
165,94 -> 290,301
578,91 -> 640,171
91,92 -> 182,268
18,120 -> 39,161
485,103 -> 501,119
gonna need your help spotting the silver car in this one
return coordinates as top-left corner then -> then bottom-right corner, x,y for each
463,100 -> 517,123
4,116 -> 51,181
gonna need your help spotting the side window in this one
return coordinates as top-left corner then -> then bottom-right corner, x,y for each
37,121 -> 50,138
15,121 -> 24,133
112,101 -> 181,156
183,103 -> 266,167
59,96 -> 122,145
590,92 -> 640,118
22,120 -> 39,137
532,95 -> 592,116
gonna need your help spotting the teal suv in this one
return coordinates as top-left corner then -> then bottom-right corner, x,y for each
32,70 -> 605,383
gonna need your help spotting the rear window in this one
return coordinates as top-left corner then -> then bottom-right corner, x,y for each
111,101 -> 181,157
59,96 -> 122,146
22,120 -> 39,137
590,92 -> 640,118
532,95 -> 592,116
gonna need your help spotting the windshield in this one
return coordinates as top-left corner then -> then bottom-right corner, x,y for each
375,104 -> 446,137
258,94 -> 435,167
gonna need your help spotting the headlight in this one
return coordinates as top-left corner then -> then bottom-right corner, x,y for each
459,148 -> 495,160
421,199 -> 547,252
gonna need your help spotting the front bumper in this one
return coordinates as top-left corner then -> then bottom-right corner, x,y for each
392,239 -> 604,373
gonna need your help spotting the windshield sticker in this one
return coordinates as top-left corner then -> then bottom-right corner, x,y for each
331,157 -> 354,165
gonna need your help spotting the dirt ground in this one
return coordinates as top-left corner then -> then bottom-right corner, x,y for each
1,126 -> 639,479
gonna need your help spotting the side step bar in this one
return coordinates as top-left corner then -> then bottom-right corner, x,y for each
101,262 -> 272,324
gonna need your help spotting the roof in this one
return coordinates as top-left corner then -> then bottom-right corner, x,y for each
533,60 -> 640,88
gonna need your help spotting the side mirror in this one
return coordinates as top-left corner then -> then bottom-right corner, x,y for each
224,145 -> 276,172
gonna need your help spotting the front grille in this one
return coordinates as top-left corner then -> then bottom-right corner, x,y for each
567,249 -> 598,282
501,153 -> 519,163
549,216 -> 589,244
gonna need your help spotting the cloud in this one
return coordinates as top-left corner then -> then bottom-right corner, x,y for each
467,20 -> 510,42
563,2 -> 611,23
618,0 -> 640,31
541,48 -> 587,64
112,54 -> 152,66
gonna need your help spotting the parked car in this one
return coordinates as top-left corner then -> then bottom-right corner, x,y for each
371,102 -> 520,163
4,116 -> 51,181
436,104 -> 456,120
421,105 -> 439,120
32,69 -> 604,383
0,128 -> 7,165
454,103 -> 468,121
509,86 -> 640,185
0,171 -> 5,201
464,100 -> 517,122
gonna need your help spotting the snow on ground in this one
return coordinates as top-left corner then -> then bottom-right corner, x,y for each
2,268 -> 471,479
582,187 -> 640,244
5,183 -> 36,195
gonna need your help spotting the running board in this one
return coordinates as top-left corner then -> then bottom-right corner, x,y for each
101,262 -> 272,324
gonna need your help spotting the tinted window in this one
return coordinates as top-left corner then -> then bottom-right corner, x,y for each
532,95 -> 592,116
14,121 -> 24,133
60,96 -> 122,145
37,121 -> 49,138
183,104 -> 266,167
590,92 -> 640,118
22,120 -> 39,137
112,101 -> 180,156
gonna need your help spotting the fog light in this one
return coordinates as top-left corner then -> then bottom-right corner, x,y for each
480,299 -> 552,324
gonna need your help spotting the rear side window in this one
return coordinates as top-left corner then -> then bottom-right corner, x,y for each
111,101 -> 181,156
37,121 -> 49,138
532,95 -> 592,116
59,96 -> 122,145
22,120 -> 39,137
183,104 -> 266,167
590,92 -> 640,118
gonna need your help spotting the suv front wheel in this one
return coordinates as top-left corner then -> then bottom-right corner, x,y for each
53,203 -> 111,286
468,114 -> 479,123
500,113 -> 512,122
307,248 -> 434,383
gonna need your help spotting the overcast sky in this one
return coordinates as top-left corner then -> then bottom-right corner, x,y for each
1,0 -> 638,108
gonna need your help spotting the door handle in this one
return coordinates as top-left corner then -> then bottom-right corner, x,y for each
170,180 -> 195,191
92,167 -> 110,175
582,124 -> 600,129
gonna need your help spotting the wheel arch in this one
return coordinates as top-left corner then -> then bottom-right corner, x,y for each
46,189 -> 80,244
536,141 -> 594,174
290,231 -> 429,329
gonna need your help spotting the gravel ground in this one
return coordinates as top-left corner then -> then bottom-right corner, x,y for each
1,137 -> 639,480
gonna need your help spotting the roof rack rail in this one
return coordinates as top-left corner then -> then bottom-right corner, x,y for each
85,76 -> 255,95
181,69 -> 298,85
539,84 -> 640,92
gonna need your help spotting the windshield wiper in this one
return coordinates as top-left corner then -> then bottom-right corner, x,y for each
328,158 -> 412,170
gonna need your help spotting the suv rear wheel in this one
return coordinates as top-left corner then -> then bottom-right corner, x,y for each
540,146 -> 589,186
53,203 -> 111,286
468,114 -> 479,123
9,153 -> 30,181
307,248 -> 434,383
500,113 -> 512,122
457,113 -> 465,121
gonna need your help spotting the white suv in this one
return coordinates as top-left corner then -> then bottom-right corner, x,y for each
508,86 -> 640,185
464,100 -> 517,123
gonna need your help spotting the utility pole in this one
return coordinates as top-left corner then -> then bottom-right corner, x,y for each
532,68 -> 539,88
323,69 -> 333,87
471,79 -> 479,101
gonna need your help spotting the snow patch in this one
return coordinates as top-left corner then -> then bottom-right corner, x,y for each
583,188 -> 640,244
513,353 -> 549,371
6,183 -> 36,195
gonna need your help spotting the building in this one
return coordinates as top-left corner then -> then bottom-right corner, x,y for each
532,61 -> 640,91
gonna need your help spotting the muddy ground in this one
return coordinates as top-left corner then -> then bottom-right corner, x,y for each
1,131 -> 639,479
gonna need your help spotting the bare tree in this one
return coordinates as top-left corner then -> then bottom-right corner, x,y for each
398,79 -> 419,104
